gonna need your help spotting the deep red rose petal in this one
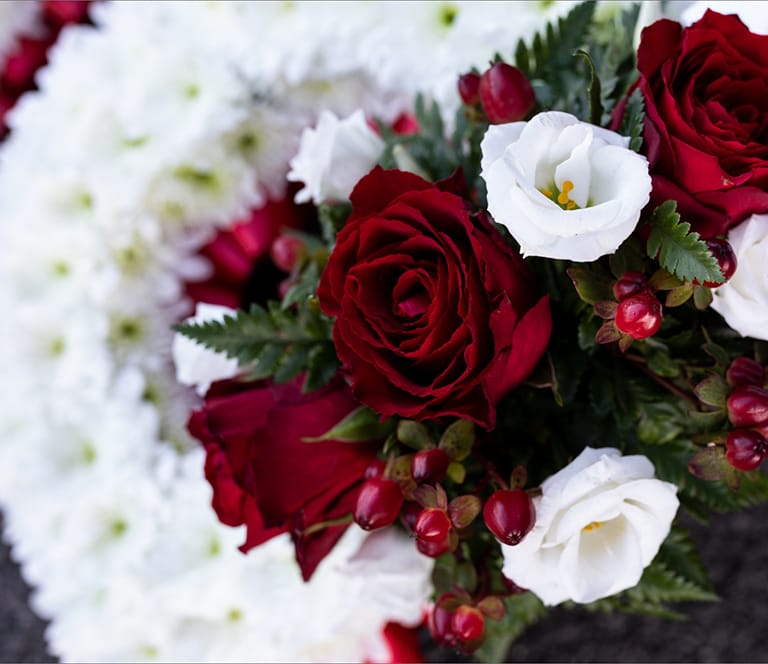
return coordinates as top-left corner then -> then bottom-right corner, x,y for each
348,166 -> 433,220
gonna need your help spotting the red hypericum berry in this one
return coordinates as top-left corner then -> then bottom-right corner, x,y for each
411,448 -> 450,484
458,71 -> 482,106
700,238 -> 737,287
612,271 -> 649,301
415,507 -> 452,543
614,292 -> 663,339
428,601 -> 458,648
727,357 -> 765,388
353,478 -> 403,531
478,62 -> 535,124
483,489 -> 535,545
391,112 -> 419,135
727,385 -> 768,427
416,534 -> 455,558
725,429 -> 768,471
399,500 -> 422,534
451,606 -> 485,644
270,234 -> 305,273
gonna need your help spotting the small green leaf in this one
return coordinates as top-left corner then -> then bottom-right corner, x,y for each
665,284 -> 694,308
688,445 -> 729,481
618,87 -> 645,153
446,461 -> 466,484
566,266 -> 613,305
477,596 -> 505,622
448,495 -> 482,529
693,284 -> 714,310
302,406 -> 394,443
397,420 -> 434,450
694,375 -> 728,408
438,419 -> 475,461
412,484 -> 439,509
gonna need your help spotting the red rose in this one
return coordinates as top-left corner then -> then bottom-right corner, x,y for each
637,11 -> 768,237
188,376 -> 378,580
317,167 -> 551,429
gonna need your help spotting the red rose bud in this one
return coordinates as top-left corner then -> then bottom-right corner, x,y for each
411,448 -> 450,484
727,358 -> 765,388
414,507 -> 452,543
457,71 -> 481,106
614,292 -> 663,339
483,488 -> 535,546
479,62 -> 535,124
612,271 -> 649,301
726,429 -> 768,472
354,478 -> 404,531
270,234 -> 305,273
451,606 -> 485,645
727,385 -> 768,427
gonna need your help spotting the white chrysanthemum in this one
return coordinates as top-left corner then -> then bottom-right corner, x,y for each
500,447 -> 679,606
711,214 -> 768,340
288,110 -> 384,204
481,111 -> 652,261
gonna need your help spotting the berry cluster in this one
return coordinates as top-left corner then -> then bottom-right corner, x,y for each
350,420 -> 539,653
725,358 -> 768,471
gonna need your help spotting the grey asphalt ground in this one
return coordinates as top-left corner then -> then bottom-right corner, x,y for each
2,504 -> 768,663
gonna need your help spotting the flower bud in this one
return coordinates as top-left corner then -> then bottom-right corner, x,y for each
457,71 -> 481,106
478,62 -> 535,124
727,384 -> 768,427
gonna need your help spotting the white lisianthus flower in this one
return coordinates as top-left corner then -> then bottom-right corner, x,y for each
500,447 -> 679,606
288,109 -> 384,204
711,214 -> 768,341
480,111 -> 651,261
172,303 -> 239,395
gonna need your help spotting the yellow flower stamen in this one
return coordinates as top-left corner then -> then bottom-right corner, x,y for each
582,521 -> 602,532
557,180 -> 574,205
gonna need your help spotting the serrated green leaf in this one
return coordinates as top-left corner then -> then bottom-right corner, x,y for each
647,201 -> 724,284
273,344 -> 310,384
618,87 -> 645,152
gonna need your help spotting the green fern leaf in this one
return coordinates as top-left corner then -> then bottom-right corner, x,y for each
647,201 -> 724,284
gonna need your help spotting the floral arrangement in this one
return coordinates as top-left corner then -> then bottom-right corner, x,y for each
1,1 -> 767,662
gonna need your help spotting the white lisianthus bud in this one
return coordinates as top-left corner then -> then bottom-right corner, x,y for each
480,111 -> 651,261
288,109 -> 385,205
711,214 -> 768,341
172,303 -> 239,395
500,447 -> 679,606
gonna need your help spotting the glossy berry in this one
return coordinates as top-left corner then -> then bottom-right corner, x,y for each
483,489 -> 535,545
727,357 -> 765,388
725,429 -> 768,471
411,448 -> 450,484
416,533 -> 456,557
457,72 -> 482,106
478,62 -> 535,124
614,292 -> 663,339
415,507 -> 452,543
612,271 -> 649,301
270,235 -> 305,273
451,606 -> 485,644
399,500 -> 422,534
700,238 -> 737,287
353,478 -> 403,531
727,385 -> 768,427
428,597 -> 458,648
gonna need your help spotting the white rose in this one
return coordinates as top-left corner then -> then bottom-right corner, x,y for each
501,447 -> 679,606
172,303 -> 239,395
711,214 -> 768,340
287,109 -> 384,205
480,111 -> 651,261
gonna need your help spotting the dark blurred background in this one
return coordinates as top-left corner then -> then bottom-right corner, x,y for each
3,503 -> 768,663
